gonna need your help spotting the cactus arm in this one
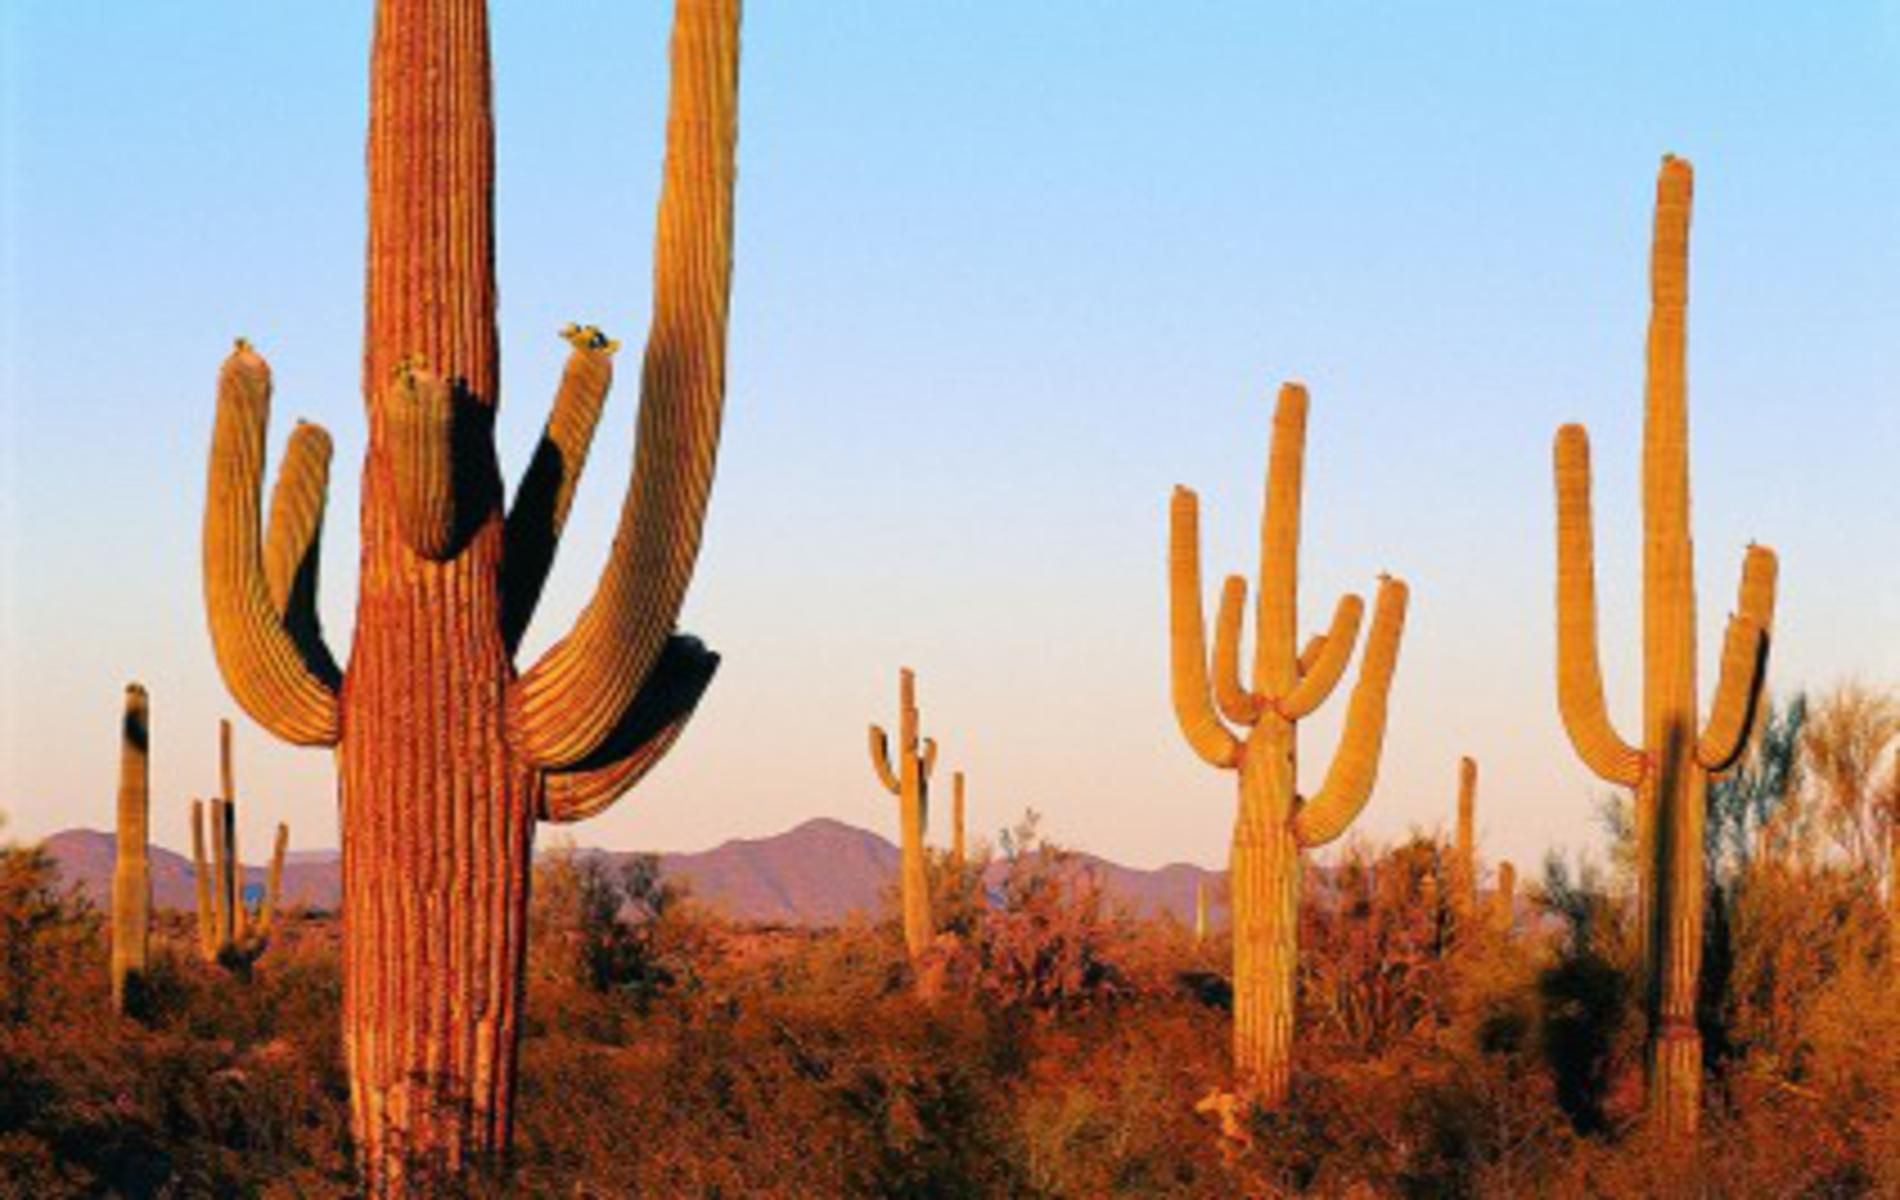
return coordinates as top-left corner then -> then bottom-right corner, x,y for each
204,343 -> 342,745
539,635 -> 719,822
1554,424 -> 1645,787
508,0 -> 741,768
1212,575 -> 1264,724
870,726 -> 901,794
1169,487 -> 1241,769
260,421 -> 342,685
921,737 -> 939,783
1280,592 -> 1365,719
383,361 -> 460,561
1292,576 -> 1408,848
1296,633 -> 1328,676
500,326 -> 618,651
1697,545 -> 1777,771
190,799 -> 217,962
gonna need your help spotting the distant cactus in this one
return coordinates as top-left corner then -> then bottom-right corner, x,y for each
1194,878 -> 1209,943
191,720 -> 287,969
1453,757 -> 1478,926
952,770 -> 968,869
870,668 -> 938,961
195,0 -> 741,1185
1552,155 -> 1776,1139
111,683 -> 151,1013
1168,383 -> 1410,1107
1493,860 -> 1517,937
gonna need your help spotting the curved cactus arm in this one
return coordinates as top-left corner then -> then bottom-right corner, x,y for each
501,326 -> 618,652
204,343 -> 341,745
383,361 -> 460,561
508,0 -> 742,769
540,635 -> 720,822
1212,576 -> 1263,724
869,726 -> 901,794
1292,576 -> 1408,848
1697,545 -> 1777,771
261,421 -> 342,685
920,737 -> 939,783
1169,487 -> 1241,770
1296,633 -> 1328,676
1554,424 -> 1644,787
1281,592 -> 1365,719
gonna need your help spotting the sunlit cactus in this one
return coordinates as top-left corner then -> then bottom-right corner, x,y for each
870,668 -> 938,962
951,770 -> 968,869
1168,382 -> 1410,1107
111,683 -> 151,1014
1453,756 -> 1478,927
196,0 -> 742,1187
190,721 -> 287,969
1492,860 -> 1517,937
1194,878 -> 1209,943
1552,155 -> 1776,1140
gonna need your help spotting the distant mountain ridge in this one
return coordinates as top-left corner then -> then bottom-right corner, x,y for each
38,818 -> 1222,927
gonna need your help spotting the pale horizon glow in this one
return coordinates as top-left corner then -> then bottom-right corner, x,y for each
2,4 -> 1897,879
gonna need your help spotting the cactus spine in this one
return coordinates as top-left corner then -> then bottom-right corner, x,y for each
1169,383 -> 1410,1106
196,1 -> 741,1186
1552,155 -> 1776,1140
1453,756 -> 1478,927
870,668 -> 938,961
190,721 -> 288,967
111,683 -> 151,1013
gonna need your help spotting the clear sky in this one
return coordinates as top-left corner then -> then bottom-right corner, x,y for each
3,3 -> 1897,877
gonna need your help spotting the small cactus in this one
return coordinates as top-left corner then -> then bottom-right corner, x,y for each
951,771 -> 968,869
1492,860 -> 1517,937
1168,383 -> 1410,1106
870,668 -> 938,962
191,720 -> 288,969
1453,756 -> 1479,930
111,683 -> 151,1013
1552,155 -> 1776,1139
1194,878 -> 1209,943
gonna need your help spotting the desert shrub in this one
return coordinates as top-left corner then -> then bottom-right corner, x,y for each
963,813 -> 1128,1014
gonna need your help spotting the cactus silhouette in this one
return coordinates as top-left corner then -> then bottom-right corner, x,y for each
870,668 -> 938,962
196,0 -> 741,1187
189,721 -> 287,969
110,684 -> 150,1014
1552,155 -> 1776,1140
1168,383 -> 1409,1107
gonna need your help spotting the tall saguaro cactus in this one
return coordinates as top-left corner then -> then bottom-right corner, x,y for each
191,721 -> 288,968
198,0 -> 742,1187
1553,155 -> 1776,1140
1169,383 -> 1409,1106
111,683 -> 151,1014
870,668 -> 938,962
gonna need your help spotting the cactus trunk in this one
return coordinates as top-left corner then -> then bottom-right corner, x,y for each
1551,157 -> 1776,1144
1232,745 -> 1299,1105
1454,757 -> 1478,926
111,684 -> 151,1014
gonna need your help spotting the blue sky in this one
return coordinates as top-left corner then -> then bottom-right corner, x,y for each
3,3 -> 1897,876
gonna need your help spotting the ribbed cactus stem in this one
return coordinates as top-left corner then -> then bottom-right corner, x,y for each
1454,756 -> 1478,927
1168,383 -> 1410,1108
111,684 -> 152,1013
1550,156 -> 1776,1143
870,668 -> 935,962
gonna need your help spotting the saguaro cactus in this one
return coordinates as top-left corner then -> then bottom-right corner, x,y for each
1194,878 -> 1209,943
111,683 -> 151,1013
197,0 -> 741,1187
1453,756 -> 1478,927
1553,155 -> 1776,1140
1168,383 -> 1409,1106
191,721 -> 288,968
1492,860 -> 1517,937
951,770 -> 968,868
870,668 -> 938,961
